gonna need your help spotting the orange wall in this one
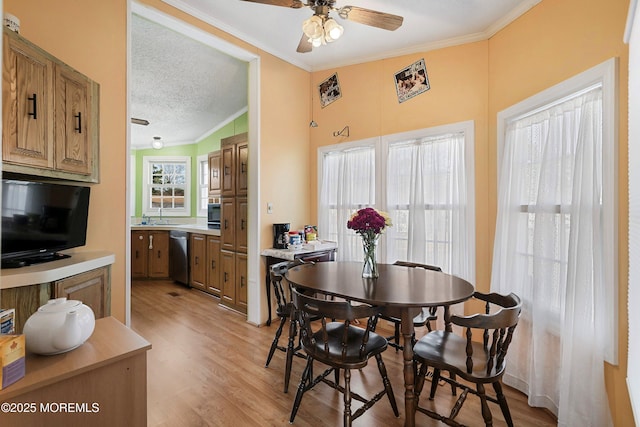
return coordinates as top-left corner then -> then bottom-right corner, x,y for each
3,0 -> 129,321
309,41 -> 491,290
308,0 -> 631,423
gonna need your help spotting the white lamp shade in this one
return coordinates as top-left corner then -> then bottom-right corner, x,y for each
151,137 -> 163,150
324,18 -> 343,42
302,15 -> 323,39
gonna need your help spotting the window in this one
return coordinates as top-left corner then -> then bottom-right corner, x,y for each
318,122 -> 475,283
142,156 -> 191,217
492,59 -> 617,424
197,154 -> 208,217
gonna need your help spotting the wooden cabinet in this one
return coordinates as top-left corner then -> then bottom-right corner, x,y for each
220,132 -> 248,197
208,150 -> 221,195
0,265 -> 112,333
236,197 -> 248,254
206,236 -> 222,297
221,197 -> 236,251
190,233 -> 207,291
236,253 -> 248,311
54,63 -> 94,175
131,230 -> 169,279
2,29 -> 54,170
2,28 -> 99,183
218,132 -> 248,315
221,250 -> 236,306
237,141 -> 248,195
221,143 -> 235,197
54,266 -> 110,319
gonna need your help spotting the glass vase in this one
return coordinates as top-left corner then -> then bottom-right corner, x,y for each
362,235 -> 379,278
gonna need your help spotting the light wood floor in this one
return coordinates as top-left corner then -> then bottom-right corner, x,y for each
131,279 -> 557,427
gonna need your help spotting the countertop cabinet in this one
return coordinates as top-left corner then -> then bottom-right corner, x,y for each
0,264 -> 112,333
207,236 -> 221,297
55,265 -> 110,319
2,28 -> 99,183
190,233 -> 207,291
131,230 -> 169,279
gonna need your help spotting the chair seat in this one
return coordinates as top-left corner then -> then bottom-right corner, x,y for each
306,322 -> 388,369
413,330 -> 506,382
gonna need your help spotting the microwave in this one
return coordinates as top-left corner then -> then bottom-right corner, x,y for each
207,203 -> 221,229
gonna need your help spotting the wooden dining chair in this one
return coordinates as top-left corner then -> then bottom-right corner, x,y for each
412,291 -> 522,427
289,287 -> 399,426
264,259 -> 312,393
373,261 -> 444,351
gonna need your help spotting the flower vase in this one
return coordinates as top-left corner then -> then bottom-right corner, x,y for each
361,236 -> 379,278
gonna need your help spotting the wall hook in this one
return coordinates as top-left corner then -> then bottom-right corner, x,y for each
333,126 -> 349,137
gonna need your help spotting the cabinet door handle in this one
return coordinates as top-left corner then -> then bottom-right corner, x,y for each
241,219 -> 245,230
211,260 -> 216,269
28,93 -> 37,119
135,250 -> 139,259
240,277 -> 245,288
157,250 -> 161,259
148,234 -> 154,250
241,162 -> 246,173
224,272 -> 228,282
195,256 -> 199,265
212,170 -> 219,179
74,112 -> 82,133
224,219 -> 228,229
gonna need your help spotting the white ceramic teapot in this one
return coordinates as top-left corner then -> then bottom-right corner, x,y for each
23,298 -> 95,355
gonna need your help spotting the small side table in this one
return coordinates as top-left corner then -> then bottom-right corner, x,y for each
261,245 -> 337,325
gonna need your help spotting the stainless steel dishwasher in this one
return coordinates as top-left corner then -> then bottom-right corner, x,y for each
169,230 -> 189,285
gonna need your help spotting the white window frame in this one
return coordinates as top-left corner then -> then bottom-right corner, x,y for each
142,156 -> 191,217
497,57 -> 618,364
196,154 -> 208,217
317,121 -> 475,283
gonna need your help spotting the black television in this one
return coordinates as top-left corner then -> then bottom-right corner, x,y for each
1,178 -> 91,268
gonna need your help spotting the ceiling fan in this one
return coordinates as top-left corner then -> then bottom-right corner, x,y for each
241,0 -> 404,53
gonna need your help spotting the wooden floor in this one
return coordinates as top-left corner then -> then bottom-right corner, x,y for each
131,279 -> 557,427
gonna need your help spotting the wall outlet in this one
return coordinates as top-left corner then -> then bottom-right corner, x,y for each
267,202 -> 273,214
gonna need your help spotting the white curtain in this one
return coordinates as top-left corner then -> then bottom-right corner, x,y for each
491,87 -> 612,426
385,133 -> 473,283
318,146 -> 376,261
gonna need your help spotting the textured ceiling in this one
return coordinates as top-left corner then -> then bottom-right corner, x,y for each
131,13 -> 248,149
131,0 -> 540,149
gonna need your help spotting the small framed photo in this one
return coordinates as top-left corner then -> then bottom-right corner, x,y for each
394,58 -> 430,103
319,72 -> 342,108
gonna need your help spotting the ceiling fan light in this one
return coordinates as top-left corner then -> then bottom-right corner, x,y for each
302,15 -> 323,39
151,136 -> 163,150
324,18 -> 343,41
311,36 -> 323,47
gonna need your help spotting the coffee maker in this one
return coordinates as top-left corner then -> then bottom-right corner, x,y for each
273,223 -> 290,249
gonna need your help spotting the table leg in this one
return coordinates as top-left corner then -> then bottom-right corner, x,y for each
400,308 -> 416,427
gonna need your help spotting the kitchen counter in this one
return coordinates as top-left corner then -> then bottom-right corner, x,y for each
0,317 -> 151,426
130,224 -> 221,236
0,250 -> 115,290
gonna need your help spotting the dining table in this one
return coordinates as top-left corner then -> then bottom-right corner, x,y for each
285,261 -> 475,427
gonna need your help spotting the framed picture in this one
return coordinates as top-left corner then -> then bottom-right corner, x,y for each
394,58 -> 430,103
318,72 -> 342,108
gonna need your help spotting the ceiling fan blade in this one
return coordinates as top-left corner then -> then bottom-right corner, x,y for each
241,0 -> 303,8
338,6 -> 403,31
296,34 -> 312,53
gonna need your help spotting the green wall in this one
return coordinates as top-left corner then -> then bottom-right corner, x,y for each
132,112 -> 248,218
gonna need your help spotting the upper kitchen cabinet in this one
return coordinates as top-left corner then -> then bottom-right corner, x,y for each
208,150 -> 221,196
2,28 -> 100,183
221,132 -> 248,197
